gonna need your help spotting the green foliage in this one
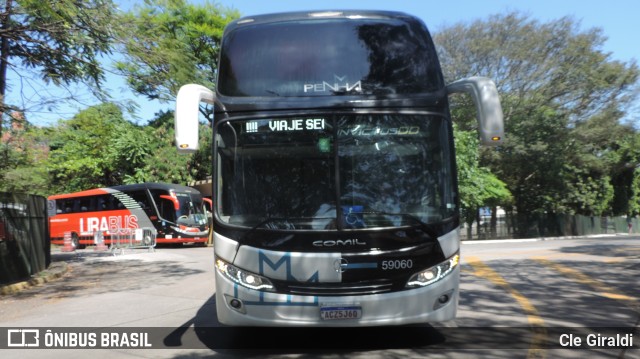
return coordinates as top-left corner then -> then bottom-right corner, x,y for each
115,0 -> 239,102
130,111 -> 191,183
436,12 -> 638,122
47,103 -> 147,193
9,0 -> 116,87
0,119 -> 51,195
630,168 -> 640,216
560,165 -> 614,215
122,110 -> 211,185
436,11 -> 640,218
0,0 -> 119,132
454,124 -> 511,224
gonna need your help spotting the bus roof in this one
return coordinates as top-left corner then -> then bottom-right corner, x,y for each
48,183 -> 201,200
226,10 -> 421,32
110,182 -> 200,194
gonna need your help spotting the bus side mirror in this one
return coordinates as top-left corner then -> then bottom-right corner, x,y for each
446,77 -> 504,146
175,84 -> 215,153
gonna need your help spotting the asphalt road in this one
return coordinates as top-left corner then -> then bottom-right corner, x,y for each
0,236 -> 638,358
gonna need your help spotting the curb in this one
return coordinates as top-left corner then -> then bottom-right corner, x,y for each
462,232 -> 639,245
0,261 -> 69,296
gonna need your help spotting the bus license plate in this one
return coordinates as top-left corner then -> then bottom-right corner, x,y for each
320,306 -> 362,320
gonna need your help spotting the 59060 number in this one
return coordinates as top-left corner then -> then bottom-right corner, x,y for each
381,259 -> 413,270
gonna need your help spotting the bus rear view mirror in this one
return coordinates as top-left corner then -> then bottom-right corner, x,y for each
446,77 -> 504,146
175,84 -> 215,153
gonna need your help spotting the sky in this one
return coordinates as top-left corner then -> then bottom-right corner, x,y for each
10,0 -> 639,126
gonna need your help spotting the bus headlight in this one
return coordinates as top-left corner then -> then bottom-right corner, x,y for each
215,257 -> 275,292
406,253 -> 459,288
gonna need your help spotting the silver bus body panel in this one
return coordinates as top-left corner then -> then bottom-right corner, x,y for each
215,266 -> 459,326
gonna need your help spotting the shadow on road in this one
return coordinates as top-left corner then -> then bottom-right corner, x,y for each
161,295 -> 553,358
8,249 -> 207,300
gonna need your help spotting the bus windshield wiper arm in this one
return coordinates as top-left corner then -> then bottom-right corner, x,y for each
240,216 -> 334,241
359,211 -> 439,238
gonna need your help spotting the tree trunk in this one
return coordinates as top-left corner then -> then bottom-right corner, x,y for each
476,208 -> 482,238
490,206 -> 498,238
0,0 -> 13,139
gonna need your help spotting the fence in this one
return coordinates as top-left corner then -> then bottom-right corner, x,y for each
0,192 -> 49,285
461,212 -> 640,241
108,228 -> 157,256
60,228 -> 157,256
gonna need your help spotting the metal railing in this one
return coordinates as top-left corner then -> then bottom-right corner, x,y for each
107,228 -> 157,256
461,213 -> 640,241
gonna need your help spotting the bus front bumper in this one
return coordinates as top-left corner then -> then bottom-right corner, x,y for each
214,267 -> 459,326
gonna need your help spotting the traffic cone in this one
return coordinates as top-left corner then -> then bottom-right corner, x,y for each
94,231 -> 108,251
61,231 -> 75,252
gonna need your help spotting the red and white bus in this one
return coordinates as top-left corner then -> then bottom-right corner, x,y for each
48,183 -> 210,249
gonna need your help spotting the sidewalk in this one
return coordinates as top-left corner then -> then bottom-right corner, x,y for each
0,260 -> 69,295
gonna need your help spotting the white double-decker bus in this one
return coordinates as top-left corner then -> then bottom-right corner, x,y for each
175,10 -> 503,326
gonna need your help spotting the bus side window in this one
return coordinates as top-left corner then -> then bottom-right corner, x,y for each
78,198 -> 91,212
55,200 -> 63,214
62,199 -> 74,213
96,195 -> 112,211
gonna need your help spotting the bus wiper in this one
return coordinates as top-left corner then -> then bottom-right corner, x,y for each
240,216 -> 334,241
359,211 -> 439,238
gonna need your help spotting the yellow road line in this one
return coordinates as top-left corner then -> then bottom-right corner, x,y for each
466,256 -> 546,359
533,258 -> 638,305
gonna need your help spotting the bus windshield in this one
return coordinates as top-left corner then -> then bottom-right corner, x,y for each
215,114 -> 457,230
174,192 -> 208,227
152,189 -> 207,227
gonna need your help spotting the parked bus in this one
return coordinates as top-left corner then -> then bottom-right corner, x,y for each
49,183 -> 210,249
175,11 -> 504,326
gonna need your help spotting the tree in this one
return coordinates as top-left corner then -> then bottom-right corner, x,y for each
127,110 -> 211,185
0,112 -> 51,195
116,0 -> 239,104
0,0 -> 119,138
47,103 -> 148,193
435,12 -> 639,222
454,124 -> 511,238
606,130 -> 640,216
115,0 -> 237,183
436,12 -> 638,124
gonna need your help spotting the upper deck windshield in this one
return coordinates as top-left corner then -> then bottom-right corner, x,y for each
218,17 -> 443,97
215,115 -> 457,230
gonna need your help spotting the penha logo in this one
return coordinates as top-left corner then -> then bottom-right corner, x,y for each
303,75 -> 362,94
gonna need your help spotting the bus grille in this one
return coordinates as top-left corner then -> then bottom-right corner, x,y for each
277,280 -> 396,296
